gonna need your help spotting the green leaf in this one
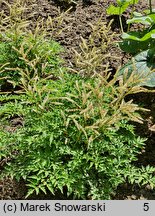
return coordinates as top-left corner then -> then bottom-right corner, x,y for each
119,49 -> 155,87
39,185 -> 47,194
107,0 -> 139,15
35,187 -> 40,195
127,15 -> 154,25
119,39 -> 153,54
122,29 -> 155,41
106,4 -> 129,15
49,134 -> 54,144
46,184 -> 55,195
25,188 -> 35,198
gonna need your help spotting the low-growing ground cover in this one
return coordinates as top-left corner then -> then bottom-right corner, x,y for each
1,0 -> 155,200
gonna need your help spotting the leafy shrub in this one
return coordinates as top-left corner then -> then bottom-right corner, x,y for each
0,35 -> 63,90
0,0 -> 66,92
1,71 -> 155,199
107,0 -> 155,87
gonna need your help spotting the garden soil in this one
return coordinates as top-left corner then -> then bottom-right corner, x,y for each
1,0 -> 155,200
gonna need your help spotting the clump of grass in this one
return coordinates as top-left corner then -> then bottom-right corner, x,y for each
72,17 -> 120,77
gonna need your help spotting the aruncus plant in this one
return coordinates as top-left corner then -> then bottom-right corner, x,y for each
0,0 -> 67,92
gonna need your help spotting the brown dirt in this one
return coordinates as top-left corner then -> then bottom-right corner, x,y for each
1,0 -> 155,200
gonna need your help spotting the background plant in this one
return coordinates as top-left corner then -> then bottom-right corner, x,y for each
118,1 -> 155,87
107,0 -> 139,33
120,10 -> 155,54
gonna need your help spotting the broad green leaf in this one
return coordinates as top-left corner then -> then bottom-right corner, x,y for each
119,49 -> 155,87
106,5 -> 128,15
119,39 -> 153,54
127,16 -> 154,25
122,29 -> 155,41
107,0 -> 139,15
148,14 -> 155,23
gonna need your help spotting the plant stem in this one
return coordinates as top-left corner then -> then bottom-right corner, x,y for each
127,0 -> 136,32
149,0 -> 152,13
132,0 -> 136,17
119,6 -> 124,33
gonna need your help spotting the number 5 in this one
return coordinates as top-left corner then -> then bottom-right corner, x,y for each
143,203 -> 149,211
